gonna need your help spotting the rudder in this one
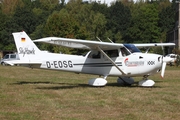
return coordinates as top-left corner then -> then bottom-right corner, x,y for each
12,31 -> 41,61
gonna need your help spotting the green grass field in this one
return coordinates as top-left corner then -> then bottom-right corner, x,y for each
0,65 -> 180,120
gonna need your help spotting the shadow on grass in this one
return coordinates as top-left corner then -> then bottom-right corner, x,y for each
11,81 -> 56,85
36,84 -> 90,90
107,82 -> 162,89
9,81 -> 162,90
10,81 -> 90,89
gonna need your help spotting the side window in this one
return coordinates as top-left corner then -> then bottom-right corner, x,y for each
10,54 -> 16,59
88,51 -> 101,59
170,55 -> 175,58
4,55 -> 9,59
104,49 -> 119,58
120,47 -> 130,57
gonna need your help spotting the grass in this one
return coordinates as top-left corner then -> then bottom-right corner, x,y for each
0,65 -> 180,120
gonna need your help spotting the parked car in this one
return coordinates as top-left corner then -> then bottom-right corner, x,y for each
165,54 -> 177,66
0,53 -> 19,66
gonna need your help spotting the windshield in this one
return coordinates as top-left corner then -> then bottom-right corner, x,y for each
123,44 -> 141,53
3,54 -> 9,59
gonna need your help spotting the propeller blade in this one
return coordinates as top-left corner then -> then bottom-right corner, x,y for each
161,56 -> 173,78
161,62 -> 166,78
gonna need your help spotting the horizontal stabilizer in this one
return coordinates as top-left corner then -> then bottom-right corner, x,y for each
5,60 -> 41,65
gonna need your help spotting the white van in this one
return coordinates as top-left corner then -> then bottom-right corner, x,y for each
165,54 -> 177,66
0,53 -> 19,66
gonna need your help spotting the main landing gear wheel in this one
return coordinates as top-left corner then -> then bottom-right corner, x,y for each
117,77 -> 134,86
88,78 -> 107,87
1,62 -> 6,66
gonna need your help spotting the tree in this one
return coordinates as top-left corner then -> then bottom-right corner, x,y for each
107,1 -> 131,43
0,0 -> 20,15
65,1 -> 107,40
158,3 -> 175,42
0,0 -> 177,53
91,2 -> 108,15
126,3 -> 160,43
38,0 -> 60,11
12,0 -> 37,34
31,0 -> 64,39
0,10 -> 8,50
77,5 -> 107,39
44,9 -> 78,37
43,9 -> 79,53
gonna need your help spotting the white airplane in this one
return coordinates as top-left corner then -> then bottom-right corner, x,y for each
7,31 -> 175,87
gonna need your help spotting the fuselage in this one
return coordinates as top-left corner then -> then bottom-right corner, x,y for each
37,51 -> 162,77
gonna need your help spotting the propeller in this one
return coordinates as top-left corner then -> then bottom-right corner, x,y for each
161,56 -> 174,78
160,40 -> 167,78
161,61 -> 166,78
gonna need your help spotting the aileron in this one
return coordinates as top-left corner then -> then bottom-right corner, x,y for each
134,43 -> 175,48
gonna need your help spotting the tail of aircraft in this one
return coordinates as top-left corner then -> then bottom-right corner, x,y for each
12,31 -> 42,61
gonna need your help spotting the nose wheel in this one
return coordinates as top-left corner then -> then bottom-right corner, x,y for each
138,76 -> 155,87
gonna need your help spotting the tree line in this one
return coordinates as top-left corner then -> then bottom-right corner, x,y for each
0,0 -> 176,54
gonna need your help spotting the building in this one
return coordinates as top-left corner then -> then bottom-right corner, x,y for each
167,1 -> 180,54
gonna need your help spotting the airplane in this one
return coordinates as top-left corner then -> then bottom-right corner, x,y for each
6,31 -> 175,87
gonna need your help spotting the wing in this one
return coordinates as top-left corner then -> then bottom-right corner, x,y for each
34,37 -> 175,50
134,43 -> 175,48
33,37 -> 124,50
33,37 -> 127,75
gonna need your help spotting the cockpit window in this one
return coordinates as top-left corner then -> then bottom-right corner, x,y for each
104,49 -> 119,58
120,47 -> 130,57
123,44 -> 141,53
88,51 -> 101,59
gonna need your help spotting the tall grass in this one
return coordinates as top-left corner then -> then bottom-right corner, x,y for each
0,66 -> 180,120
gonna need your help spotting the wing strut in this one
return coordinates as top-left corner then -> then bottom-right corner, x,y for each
97,46 -> 127,75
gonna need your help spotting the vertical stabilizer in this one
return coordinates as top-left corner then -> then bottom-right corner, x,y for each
12,31 -> 41,61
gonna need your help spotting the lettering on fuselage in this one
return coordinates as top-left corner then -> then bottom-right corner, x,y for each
19,47 -> 35,56
54,41 -> 72,46
46,60 -> 73,68
124,58 -> 144,67
147,61 -> 155,65
125,61 -> 144,67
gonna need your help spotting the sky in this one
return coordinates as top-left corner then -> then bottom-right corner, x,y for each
63,0 -> 173,7
88,0 -> 117,6
64,0 -> 119,6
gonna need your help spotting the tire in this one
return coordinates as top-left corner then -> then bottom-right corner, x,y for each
1,62 -> 6,66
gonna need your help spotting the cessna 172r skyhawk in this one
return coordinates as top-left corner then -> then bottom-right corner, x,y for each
7,31 -> 175,87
